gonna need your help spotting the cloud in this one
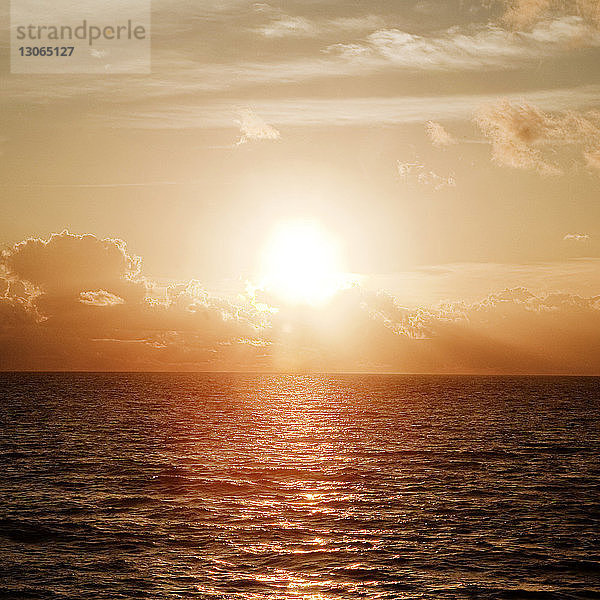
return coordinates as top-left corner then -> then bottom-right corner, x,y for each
252,5 -> 384,38
503,0 -> 600,30
390,287 -> 600,373
235,108 -> 281,145
12,14 -> 591,123
97,84 -> 600,130
79,290 -> 126,306
563,233 -> 590,241
365,258 -> 600,308
267,285 -> 600,373
503,0 -> 556,29
3,231 -> 600,373
0,295 -> 42,330
3,3 -> 600,139
475,99 -> 600,174
426,121 -> 457,147
475,100 -> 562,174
256,15 -> 318,38
326,17 -> 600,70
0,231 -> 272,370
397,161 -> 456,190
1,230 -> 146,307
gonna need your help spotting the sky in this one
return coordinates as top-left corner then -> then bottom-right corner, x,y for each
1,0 -> 600,373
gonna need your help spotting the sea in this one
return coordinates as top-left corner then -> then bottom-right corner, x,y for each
0,373 -> 599,599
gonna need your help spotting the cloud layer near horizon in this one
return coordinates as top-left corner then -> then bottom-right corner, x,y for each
1,231 -> 599,374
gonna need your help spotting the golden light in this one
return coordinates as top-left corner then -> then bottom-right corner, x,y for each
259,220 -> 344,306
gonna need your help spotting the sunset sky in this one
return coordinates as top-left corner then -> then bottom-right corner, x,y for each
1,0 -> 600,372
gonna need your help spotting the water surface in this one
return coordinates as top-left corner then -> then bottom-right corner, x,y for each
1,373 -> 599,599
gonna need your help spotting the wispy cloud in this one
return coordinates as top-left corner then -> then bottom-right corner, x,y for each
426,121 -> 457,147
326,17 -> 600,70
235,108 -> 281,145
475,99 -> 600,174
564,233 -> 591,241
7,181 -> 195,188
3,15 -> 598,117
397,161 -> 456,190
252,4 -> 384,38
92,85 -> 600,130
255,14 -> 318,38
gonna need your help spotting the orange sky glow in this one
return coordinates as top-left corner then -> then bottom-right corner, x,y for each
1,0 -> 600,373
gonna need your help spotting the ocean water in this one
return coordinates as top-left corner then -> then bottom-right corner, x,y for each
0,373 -> 599,600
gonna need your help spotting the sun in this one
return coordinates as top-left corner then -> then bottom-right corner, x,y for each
259,220 -> 343,305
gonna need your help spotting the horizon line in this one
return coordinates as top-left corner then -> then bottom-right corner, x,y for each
1,370 -> 599,377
